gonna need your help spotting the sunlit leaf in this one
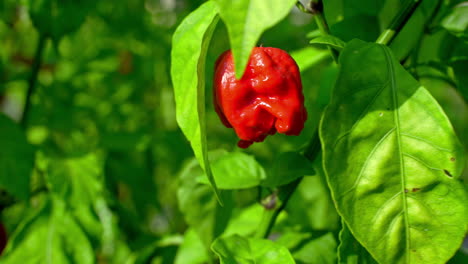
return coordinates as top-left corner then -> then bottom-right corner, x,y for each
174,229 -> 209,264
171,1 -> 222,201
320,39 -> 467,264
214,0 -> 296,78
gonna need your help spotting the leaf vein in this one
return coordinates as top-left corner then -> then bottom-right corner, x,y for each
338,127 -> 396,199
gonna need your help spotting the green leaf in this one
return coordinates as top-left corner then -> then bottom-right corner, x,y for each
223,204 -> 264,237
0,113 -> 34,200
292,232 -> 337,264
290,47 -> 329,72
338,221 -> 378,264
211,234 -> 295,264
451,59 -> 468,102
46,152 -> 105,207
1,198 -> 94,264
262,152 -> 314,188
177,158 -> 234,249
171,1 -> 222,202
442,3 -> 468,37
310,35 -> 346,51
198,151 -> 266,189
214,0 -> 296,79
286,156 -> 340,230
320,39 -> 468,264
174,229 -> 209,264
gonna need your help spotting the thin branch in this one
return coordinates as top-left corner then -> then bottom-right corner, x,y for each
21,33 -> 47,128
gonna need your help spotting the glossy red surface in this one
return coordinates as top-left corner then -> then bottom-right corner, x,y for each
213,47 -> 307,148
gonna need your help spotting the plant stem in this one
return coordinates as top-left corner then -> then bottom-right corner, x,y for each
376,0 -> 422,45
255,131 -> 322,239
297,1 -> 339,63
310,0 -> 339,63
21,33 -> 47,128
255,178 -> 302,239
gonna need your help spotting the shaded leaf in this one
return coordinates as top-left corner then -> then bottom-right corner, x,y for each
451,60 -> 468,102
330,15 -> 379,42
320,39 -> 467,264
177,158 -> 234,249
262,152 -> 314,188
0,114 -> 34,200
198,151 -> 266,189
46,152 -> 105,207
211,234 -> 295,264
214,0 -> 296,78
1,198 -> 94,264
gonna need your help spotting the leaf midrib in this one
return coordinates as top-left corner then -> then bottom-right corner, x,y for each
383,45 -> 410,263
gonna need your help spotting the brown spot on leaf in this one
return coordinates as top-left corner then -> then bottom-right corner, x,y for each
450,157 -> 455,162
443,169 -> 453,177
412,188 -> 421,192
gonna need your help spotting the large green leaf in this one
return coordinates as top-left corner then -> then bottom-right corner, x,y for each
214,0 -> 296,78
171,1 -> 221,201
320,39 -> 467,264
0,114 -> 34,200
211,234 -> 295,264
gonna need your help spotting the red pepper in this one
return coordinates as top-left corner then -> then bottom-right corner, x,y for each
213,47 -> 307,148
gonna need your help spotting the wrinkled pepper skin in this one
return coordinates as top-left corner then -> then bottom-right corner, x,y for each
213,47 -> 307,148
